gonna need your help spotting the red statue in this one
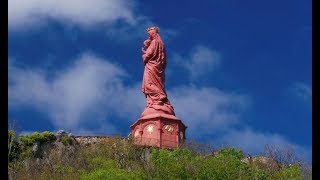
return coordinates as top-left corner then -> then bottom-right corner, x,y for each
130,27 -> 186,148
141,27 -> 175,117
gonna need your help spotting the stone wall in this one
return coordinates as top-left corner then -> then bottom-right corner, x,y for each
56,130 -> 120,146
74,136 -> 112,145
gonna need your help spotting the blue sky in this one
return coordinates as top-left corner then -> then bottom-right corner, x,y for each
8,0 -> 311,163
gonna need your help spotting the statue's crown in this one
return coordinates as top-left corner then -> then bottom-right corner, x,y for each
146,26 -> 159,32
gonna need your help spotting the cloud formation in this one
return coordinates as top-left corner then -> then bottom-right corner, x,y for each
8,51 -> 248,135
169,86 -> 250,133
9,53 -> 145,132
290,82 -> 312,103
9,53 -> 310,163
173,45 -> 221,80
8,0 -> 179,43
9,0 -> 136,29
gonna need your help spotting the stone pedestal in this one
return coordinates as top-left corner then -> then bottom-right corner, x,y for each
130,113 -> 187,148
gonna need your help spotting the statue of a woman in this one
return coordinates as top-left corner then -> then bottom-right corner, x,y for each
141,27 -> 175,116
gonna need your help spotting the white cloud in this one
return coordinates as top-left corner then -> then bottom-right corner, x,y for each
173,45 -> 221,80
8,0 -> 179,43
169,85 -> 250,133
9,54 -> 311,164
290,82 -> 312,102
9,0 -> 136,29
215,128 -> 311,164
8,53 -> 248,134
9,53 -> 145,131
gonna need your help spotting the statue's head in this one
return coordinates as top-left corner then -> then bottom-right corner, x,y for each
146,26 -> 159,39
146,26 -> 159,33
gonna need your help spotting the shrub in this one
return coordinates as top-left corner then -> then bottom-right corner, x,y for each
17,131 -> 57,160
60,136 -> 73,146
19,135 -> 35,147
80,157 -> 147,179
19,131 -> 56,148
150,148 -> 205,179
39,131 -> 57,143
271,164 -> 303,180
217,147 -> 244,159
8,130 -> 21,163
8,131 -> 310,180
29,131 -> 56,143
148,146 -> 273,179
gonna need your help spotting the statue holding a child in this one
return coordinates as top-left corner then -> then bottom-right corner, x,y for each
140,27 -> 175,117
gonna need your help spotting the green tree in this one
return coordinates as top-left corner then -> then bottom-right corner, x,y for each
8,130 -> 21,162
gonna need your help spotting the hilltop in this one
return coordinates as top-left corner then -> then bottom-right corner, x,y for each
8,130 -> 312,179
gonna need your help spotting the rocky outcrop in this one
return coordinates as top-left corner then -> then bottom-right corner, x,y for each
74,136 -> 103,145
241,155 -> 281,171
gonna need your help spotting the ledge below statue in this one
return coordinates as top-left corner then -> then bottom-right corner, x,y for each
141,104 -> 175,117
130,112 -> 187,148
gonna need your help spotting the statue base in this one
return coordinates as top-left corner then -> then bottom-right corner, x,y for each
130,113 -> 187,148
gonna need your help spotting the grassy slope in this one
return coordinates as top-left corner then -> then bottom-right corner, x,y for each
8,131 -> 312,179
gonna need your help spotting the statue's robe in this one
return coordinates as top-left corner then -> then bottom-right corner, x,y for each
141,35 -> 174,116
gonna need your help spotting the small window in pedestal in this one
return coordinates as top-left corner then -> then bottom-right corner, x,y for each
145,124 -> 155,134
134,129 -> 140,138
179,131 -> 184,140
163,124 -> 174,134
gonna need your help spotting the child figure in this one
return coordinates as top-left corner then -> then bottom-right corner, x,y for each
142,39 -> 151,54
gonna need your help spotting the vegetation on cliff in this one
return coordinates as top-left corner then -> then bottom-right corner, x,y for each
8,130 -> 312,179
